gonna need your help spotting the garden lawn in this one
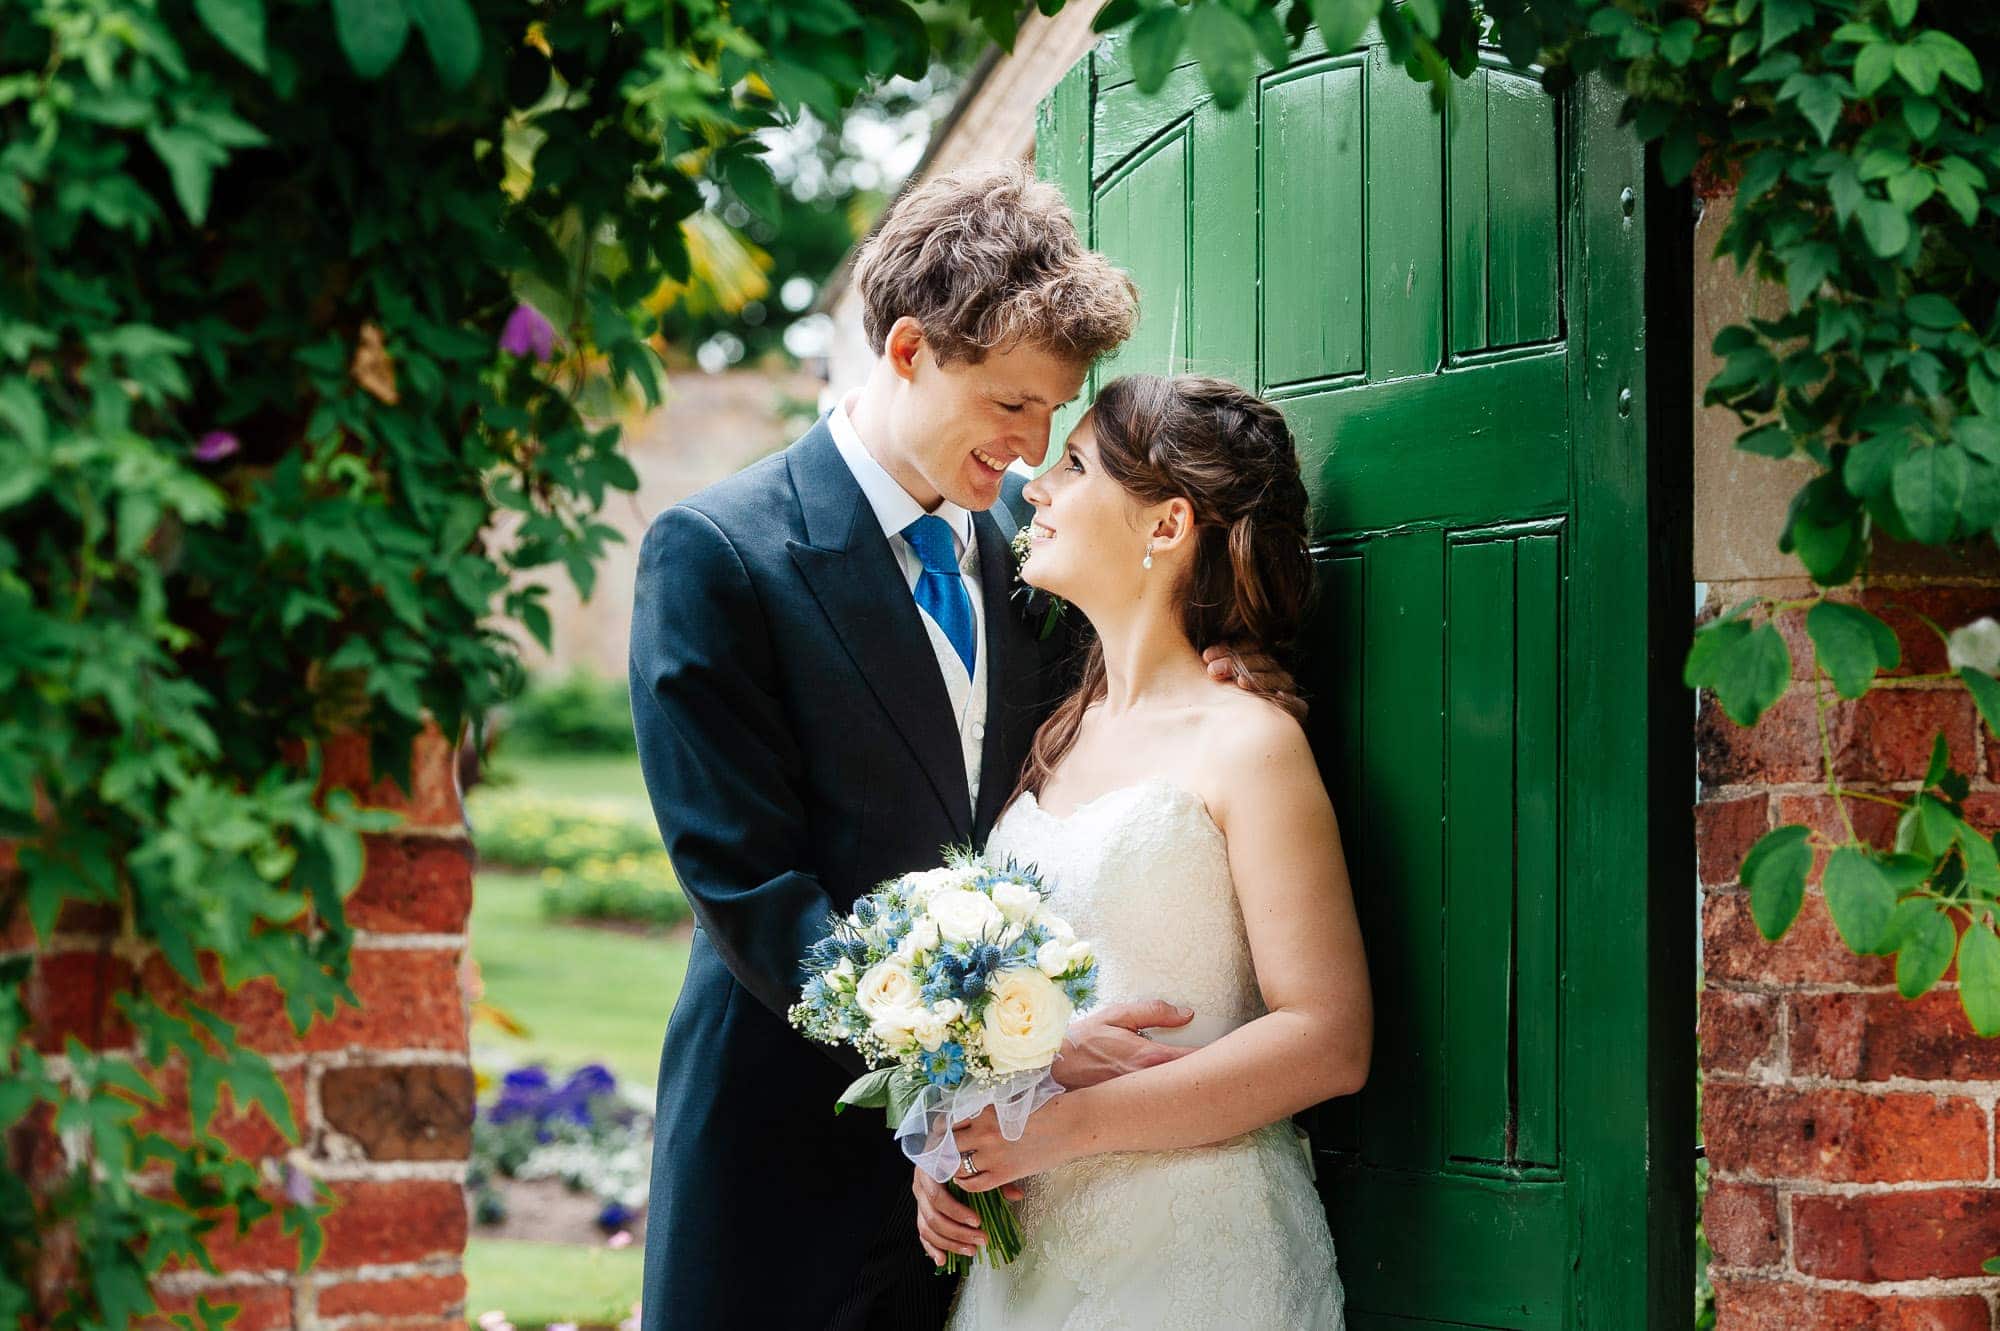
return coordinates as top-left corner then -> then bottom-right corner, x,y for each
479,750 -> 654,823
464,1236 -> 643,1329
471,869 -> 687,1093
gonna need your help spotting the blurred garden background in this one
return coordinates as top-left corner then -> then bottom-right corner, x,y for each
456,10 -> 995,1324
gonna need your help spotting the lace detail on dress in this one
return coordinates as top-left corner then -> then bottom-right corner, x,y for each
945,779 -> 1346,1331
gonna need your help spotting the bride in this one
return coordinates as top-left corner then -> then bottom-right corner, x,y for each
914,373 -> 1372,1329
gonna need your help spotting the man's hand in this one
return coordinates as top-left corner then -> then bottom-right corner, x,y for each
1051,999 -> 1197,1091
914,1168 -> 1023,1264
1203,642 -> 1300,704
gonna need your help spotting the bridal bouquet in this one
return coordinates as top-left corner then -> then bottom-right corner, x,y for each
788,848 -> 1099,1271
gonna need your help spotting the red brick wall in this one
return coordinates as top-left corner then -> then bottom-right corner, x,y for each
1698,578 -> 2000,1330
5,725 -> 474,1328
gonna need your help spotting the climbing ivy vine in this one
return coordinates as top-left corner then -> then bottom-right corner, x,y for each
5,0 -> 1998,1325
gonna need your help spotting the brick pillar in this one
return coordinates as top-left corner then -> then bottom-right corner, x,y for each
7,723 -> 475,1329
1698,577 -> 2000,1330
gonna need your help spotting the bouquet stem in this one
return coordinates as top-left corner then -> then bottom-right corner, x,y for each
940,1181 -> 1025,1274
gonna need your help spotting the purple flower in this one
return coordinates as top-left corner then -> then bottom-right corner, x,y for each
193,431 -> 240,463
282,1162 -> 316,1207
499,303 -> 558,361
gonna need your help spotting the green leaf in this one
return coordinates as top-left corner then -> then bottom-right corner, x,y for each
1854,42 -> 1894,96
194,0 -> 268,72
1760,0 -> 1812,53
1925,730 -> 1950,788
1962,667 -> 2000,742
1857,199 -> 1911,257
1892,42 -> 1939,95
1894,901 -> 1955,997
1129,6 -> 1186,93
1743,824 -> 1813,940
1188,4 -> 1256,110
1902,95 -> 1940,141
145,128 -> 227,226
331,0 -> 411,79
1308,0 -> 1377,54
1891,444 -> 1966,543
1719,623 -> 1792,726
1905,293 -> 1962,330
1807,601 -> 1897,699
835,1068 -> 894,1113
1918,30 -> 1981,90
1793,77 -> 1844,145
1984,1255 -> 2000,1276
406,0 -> 479,89
1823,848 -> 1897,954
1886,0 -> 1917,24
1957,916 -> 2000,1036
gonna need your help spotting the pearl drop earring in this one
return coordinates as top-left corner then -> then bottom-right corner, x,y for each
1142,540 -> 1155,570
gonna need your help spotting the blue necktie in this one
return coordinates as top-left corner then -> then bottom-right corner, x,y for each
901,515 -> 976,680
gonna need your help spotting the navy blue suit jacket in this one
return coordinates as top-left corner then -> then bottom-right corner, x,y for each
629,416 -> 1074,1330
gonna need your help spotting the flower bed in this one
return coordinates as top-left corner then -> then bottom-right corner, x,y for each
470,792 -> 690,929
471,1063 -> 653,1237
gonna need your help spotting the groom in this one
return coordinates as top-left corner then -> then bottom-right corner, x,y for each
631,162 -> 1215,1331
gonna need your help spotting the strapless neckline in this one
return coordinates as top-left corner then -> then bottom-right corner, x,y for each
1016,776 -> 1221,840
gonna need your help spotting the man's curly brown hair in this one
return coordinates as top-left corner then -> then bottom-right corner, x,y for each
852,160 -> 1138,367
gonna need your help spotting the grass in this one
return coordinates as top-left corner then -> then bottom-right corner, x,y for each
479,749 -> 654,823
464,1237 -> 643,1329
469,868 -> 687,1094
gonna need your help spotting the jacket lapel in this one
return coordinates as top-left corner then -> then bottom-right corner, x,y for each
973,506 -> 1037,843
785,420 -> 971,839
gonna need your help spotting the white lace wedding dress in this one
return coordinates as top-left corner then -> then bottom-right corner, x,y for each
945,777 -> 1346,1331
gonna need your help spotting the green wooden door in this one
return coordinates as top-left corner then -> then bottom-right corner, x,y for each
1038,22 -> 1692,1331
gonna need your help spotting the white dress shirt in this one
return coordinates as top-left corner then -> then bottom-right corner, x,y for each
827,397 -> 989,808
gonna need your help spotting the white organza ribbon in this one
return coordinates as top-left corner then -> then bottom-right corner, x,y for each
895,1066 -> 1063,1183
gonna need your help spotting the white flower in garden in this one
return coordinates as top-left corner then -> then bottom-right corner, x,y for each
1949,616 -> 2000,675
929,888 -> 1004,943
991,879 -> 1039,924
980,968 -> 1073,1074
856,959 -> 920,1019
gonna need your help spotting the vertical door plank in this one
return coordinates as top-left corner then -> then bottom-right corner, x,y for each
1446,68 -> 1490,357
1364,46 -> 1443,379
1444,535 -> 1516,1164
1262,62 -> 1366,387
1359,527 -> 1445,1172
1514,530 -> 1562,1167
1094,132 -> 1191,383
1486,72 -> 1560,348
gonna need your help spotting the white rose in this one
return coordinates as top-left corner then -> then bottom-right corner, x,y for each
991,880 -> 1040,924
979,968 -> 1073,1074
830,957 -> 857,990
870,1011 -> 919,1046
1035,940 -> 1070,977
904,867 -> 960,906
912,1011 -> 949,1051
931,998 -> 964,1024
893,916 -> 942,964
855,960 -> 920,1019
928,888 -> 1004,943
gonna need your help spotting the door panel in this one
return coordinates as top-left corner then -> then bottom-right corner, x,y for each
1038,19 -> 1686,1328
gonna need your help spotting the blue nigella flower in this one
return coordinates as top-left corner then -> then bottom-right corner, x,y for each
921,1041 -> 967,1088
1063,972 -> 1099,1009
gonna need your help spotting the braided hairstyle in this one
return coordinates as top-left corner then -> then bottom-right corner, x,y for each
1015,373 -> 1315,800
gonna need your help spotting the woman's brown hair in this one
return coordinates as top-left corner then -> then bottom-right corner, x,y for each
1015,373 -> 1316,800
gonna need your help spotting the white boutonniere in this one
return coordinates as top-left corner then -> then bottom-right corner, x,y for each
1010,525 -> 1067,641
